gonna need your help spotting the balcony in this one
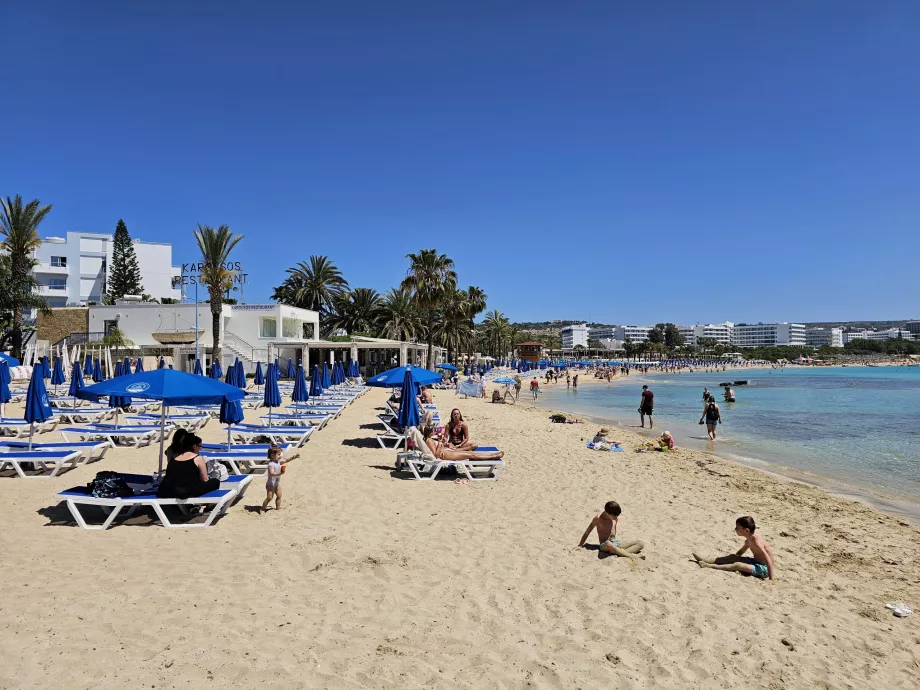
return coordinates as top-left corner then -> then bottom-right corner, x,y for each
37,285 -> 68,296
33,262 -> 69,275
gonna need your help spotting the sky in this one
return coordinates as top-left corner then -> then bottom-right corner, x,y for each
3,1 -> 919,326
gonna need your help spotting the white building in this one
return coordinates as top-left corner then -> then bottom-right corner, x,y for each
587,326 -> 618,341
33,231 -> 181,307
88,302 -> 320,372
842,329 -> 869,344
83,301 -> 440,376
617,325 -> 653,343
681,322 -> 734,348
733,323 -> 806,348
806,327 -> 844,348
860,328 -> 914,341
561,323 -> 588,349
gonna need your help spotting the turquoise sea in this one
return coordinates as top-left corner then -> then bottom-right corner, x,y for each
533,366 -> 920,519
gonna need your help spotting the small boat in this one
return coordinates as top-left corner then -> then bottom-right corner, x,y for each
733,380 -> 748,385
718,382 -> 732,387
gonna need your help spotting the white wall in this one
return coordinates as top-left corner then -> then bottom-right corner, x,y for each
133,241 -> 182,300
88,303 -> 217,346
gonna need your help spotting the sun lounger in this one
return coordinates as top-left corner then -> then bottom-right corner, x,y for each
376,416 -> 410,449
200,442 -> 295,458
229,425 -> 314,447
60,426 -> 165,448
0,450 -> 83,478
284,403 -> 343,419
0,440 -> 112,462
199,449 -> 297,475
127,413 -> 210,431
54,408 -> 116,424
0,417 -> 60,437
398,428 -> 504,480
258,413 -> 330,430
57,473 -> 253,530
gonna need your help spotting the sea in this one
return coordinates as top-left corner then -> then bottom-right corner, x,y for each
532,366 -> 920,521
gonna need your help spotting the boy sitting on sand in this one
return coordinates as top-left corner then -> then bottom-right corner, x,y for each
692,516 -> 775,581
577,501 -> 645,558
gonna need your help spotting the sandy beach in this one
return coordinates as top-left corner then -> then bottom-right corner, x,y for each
1,386 -> 918,689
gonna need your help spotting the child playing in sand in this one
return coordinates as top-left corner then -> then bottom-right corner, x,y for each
261,445 -> 288,512
577,501 -> 645,558
693,516 -> 775,580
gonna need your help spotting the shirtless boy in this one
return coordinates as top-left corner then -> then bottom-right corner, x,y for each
693,516 -> 775,580
577,501 -> 645,558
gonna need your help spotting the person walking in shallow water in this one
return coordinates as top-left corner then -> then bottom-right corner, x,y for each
700,395 -> 721,440
639,385 -> 654,429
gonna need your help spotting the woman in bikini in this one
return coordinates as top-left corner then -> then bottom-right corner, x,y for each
444,408 -> 478,451
423,425 -> 502,461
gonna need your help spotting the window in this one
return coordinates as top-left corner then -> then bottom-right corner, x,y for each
49,278 -> 67,290
51,256 -> 67,267
260,317 -> 277,338
103,319 -> 118,336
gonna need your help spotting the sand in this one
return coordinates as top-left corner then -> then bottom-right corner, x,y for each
0,386 -> 918,689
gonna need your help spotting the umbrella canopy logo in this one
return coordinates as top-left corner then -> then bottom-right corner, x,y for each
126,382 -> 151,393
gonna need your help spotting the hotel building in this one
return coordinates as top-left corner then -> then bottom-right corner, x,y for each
805,327 -> 844,348
733,323 -> 806,348
32,231 -> 181,307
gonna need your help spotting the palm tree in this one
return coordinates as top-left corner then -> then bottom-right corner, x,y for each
376,287 -> 420,342
328,287 -> 381,336
463,285 -> 487,360
0,195 -> 53,359
440,287 -> 474,363
401,249 -> 457,368
275,256 -> 348,315
193,224 -> 243,364
481,309 -> 511,358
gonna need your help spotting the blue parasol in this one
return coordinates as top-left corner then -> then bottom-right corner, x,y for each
309,365 -> 323,397
51,357 -> 66,391
397,367 -> 420,438
366,365 -> 441,388
24,366 -> 53,450
194,358 -> 203,376
77,369 -> 245,475
291,363 -> 309,410
263,362 -> 281,425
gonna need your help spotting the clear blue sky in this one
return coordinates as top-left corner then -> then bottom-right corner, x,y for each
4,1 -> 918,325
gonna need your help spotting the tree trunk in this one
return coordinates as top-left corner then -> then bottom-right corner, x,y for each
211,293 -> 222,367
426,309 -> 435,369
11,308 -> 23,362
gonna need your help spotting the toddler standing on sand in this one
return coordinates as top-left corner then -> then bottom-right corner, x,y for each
693,516 -> 775,580
261,445 -> 288,512
577,501 -> 645,558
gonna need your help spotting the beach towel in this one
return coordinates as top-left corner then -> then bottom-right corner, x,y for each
586,441 -> 623,452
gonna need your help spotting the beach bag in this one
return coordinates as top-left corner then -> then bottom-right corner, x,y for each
88,471 -> 134,498
205,457 -> 229,481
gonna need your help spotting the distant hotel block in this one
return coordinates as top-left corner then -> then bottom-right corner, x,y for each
33,231 -> 181,306
806,327 -> 844,348
732,323 -> 806,348
679,322 -> 734,348
843,327 -> 915,343
560,324 -> 588,349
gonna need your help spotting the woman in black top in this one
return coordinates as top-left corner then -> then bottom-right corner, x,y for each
156,433 -> 220,498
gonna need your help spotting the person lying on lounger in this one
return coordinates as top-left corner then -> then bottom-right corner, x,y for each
422,425 -> 502,461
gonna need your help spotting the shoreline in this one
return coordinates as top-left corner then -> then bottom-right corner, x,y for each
518,369 -> 920,524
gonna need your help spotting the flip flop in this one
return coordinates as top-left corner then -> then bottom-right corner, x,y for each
454,478 -> 470,485
885,602 -> 913,617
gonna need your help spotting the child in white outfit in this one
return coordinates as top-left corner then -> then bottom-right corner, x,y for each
261,445 -> 286,512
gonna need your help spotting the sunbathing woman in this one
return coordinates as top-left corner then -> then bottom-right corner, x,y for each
423,425 -> 503,461
444,408 -> 478,450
